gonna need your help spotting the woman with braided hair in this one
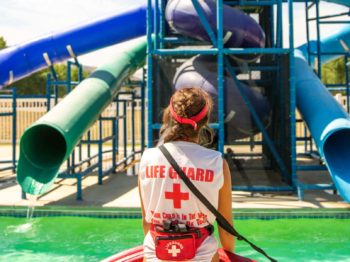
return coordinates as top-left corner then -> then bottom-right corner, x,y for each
138,87 -> 234,262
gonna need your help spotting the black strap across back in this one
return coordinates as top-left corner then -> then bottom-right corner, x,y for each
159,144 -> 277,262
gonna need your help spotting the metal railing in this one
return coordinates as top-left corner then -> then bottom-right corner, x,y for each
0,97 -> 143,145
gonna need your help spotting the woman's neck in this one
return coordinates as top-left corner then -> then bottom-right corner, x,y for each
176,137 -> 199,143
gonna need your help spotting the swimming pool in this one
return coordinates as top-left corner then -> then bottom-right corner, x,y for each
1,207 -> 349,261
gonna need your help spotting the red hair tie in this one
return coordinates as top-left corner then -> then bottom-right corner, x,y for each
169,98 -> 208,130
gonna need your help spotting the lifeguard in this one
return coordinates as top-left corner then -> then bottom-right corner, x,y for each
138,87 -> 235,262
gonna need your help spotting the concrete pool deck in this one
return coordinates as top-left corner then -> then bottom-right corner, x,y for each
0,171 -> 349,209
0,144 -> 349,209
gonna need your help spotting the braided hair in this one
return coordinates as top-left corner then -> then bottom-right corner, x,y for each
160,87 -> 214,146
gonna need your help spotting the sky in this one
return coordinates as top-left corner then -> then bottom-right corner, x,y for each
0,0 -> 145,67
0,0 -> 348,67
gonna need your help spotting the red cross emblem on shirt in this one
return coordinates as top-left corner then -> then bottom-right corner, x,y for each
165,183 -> 189,209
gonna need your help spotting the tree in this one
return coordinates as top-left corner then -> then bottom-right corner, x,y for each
322,56 -> 347,86
10,64 -> 89,96
0,36 -> 6,49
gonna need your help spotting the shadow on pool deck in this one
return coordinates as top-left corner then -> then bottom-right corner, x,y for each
0,170 -> 349,209
0,143 -> 349,209
37,173 -> 141,207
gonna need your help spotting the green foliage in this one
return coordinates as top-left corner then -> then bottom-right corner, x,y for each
321,56 -> 347,85
9,70 -> 47,95
9,63 -> 89,96
0,36 -> 7,49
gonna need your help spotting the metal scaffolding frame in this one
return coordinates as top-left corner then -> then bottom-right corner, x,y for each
146,0 -> 297,193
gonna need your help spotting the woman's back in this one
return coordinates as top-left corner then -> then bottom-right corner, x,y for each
139,141 -> 223,227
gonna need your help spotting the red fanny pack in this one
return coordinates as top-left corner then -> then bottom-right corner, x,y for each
150,222 -> 213,261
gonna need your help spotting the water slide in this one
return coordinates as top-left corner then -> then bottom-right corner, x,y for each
293,0 -> 350,203
1,3 -> 148,195
0,0 -> 349,200
17,37 -> 147,195
324,0 -> 350,6
0,4 -> 148,89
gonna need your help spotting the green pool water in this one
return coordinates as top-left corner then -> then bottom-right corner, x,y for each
1,216 -> 350,262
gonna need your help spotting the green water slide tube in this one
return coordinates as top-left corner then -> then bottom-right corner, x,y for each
17,37 -> 147,195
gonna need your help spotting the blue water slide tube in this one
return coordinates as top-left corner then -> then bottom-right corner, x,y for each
294,0 -> 350,203
0,4 -> 147,89
298,0 -> 350,65
294,49 -> 350,202
298,26 -> 350,65
324,0 -> 350,7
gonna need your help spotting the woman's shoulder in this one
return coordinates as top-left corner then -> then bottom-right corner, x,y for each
203,146 -> 221,154
197,145 -> 222,158
140,147 -> 162,162
205,150 -> 223,164
142,147 -> 159,154
178,142 -> 223,160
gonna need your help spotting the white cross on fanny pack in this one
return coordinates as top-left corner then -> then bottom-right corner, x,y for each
168,244 -> 181,257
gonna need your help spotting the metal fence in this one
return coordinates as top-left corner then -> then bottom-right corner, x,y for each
0,98 -> 143,145
1,94 -> 348,145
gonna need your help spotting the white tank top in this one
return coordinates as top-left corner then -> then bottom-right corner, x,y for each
139,141 -> 224,227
